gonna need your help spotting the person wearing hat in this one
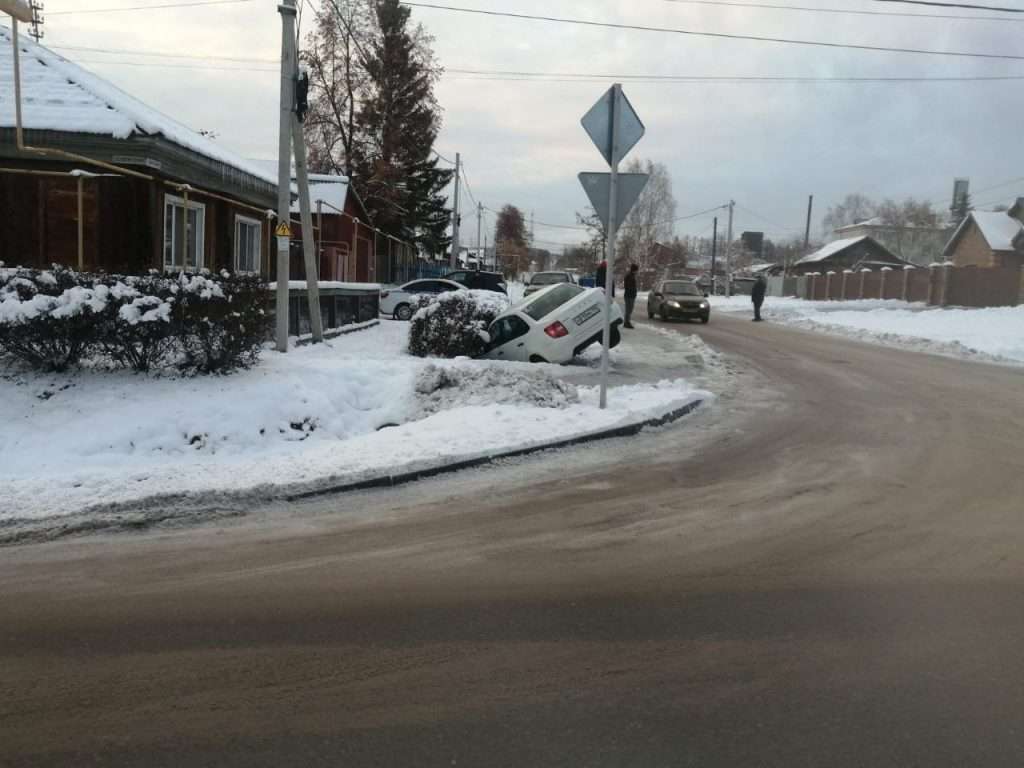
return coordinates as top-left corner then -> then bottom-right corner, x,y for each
623,263 -> 639,328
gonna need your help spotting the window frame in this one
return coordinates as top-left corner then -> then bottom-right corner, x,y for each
233,214 -> 262,275
163,194 -> 206,271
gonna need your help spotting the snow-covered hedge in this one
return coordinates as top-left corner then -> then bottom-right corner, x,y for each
0,266 -> 269,373
407,289 -> 508,359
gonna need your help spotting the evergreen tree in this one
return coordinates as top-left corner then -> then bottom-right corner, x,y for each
355,0 -> 452,255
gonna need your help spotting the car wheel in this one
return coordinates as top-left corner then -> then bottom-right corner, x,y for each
609,325 -> 621,349
701,315 -> 710,324
394,304 -> 412,321
647,307 -> 654,319
660,306 -> 669,322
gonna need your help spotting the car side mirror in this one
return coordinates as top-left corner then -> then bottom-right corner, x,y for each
703,292 -> 709,298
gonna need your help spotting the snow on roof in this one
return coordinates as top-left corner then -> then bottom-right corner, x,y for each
749,262 -> 778,273
290,174 -> 350,214
796,236 -> 869,265
836,216 -> 883,231
0,26 -> 276,185
967,210 -> 1023,251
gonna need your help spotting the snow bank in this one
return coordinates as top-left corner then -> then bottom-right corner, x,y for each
0,322 -> 709,527
711,296 -> 1024,364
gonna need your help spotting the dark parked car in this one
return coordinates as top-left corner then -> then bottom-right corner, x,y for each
648,279 -> 710,323
446,270 -> 508,295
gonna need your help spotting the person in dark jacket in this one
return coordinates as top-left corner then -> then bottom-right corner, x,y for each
623,263 -> 639,328
752,274 -> 767,321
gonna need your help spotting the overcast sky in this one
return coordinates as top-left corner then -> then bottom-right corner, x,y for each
39,0 -> 1024,251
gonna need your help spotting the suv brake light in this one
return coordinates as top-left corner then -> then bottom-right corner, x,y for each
544,321 -> 569,339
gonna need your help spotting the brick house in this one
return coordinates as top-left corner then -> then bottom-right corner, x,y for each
943,206 -> 1024,270
1,26 -> 277,277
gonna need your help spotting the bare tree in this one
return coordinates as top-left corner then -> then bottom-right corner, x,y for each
302,0 -> 374,177
822,193 -> 878,235
495,204 -> 529,278
615,159 -> 676,272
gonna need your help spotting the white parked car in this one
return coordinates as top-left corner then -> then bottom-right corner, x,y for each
483,284 -> 623,364
379,278 -> 464,321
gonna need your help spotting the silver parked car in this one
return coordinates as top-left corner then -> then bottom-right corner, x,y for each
523,271 -> 577,298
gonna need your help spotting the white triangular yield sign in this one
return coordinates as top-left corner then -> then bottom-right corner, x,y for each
578,172 -> 649,231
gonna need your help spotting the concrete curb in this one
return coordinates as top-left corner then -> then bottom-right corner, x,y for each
285,397 -> 705,502
293,319 -> 380,346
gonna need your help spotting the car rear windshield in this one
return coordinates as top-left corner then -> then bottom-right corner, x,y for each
663,281 -> 701,296
522,283 -> 586,320
530,273 -> 569,286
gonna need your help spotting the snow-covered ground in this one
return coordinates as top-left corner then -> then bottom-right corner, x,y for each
0,321 -> 711,532
711,296 -> 1024,364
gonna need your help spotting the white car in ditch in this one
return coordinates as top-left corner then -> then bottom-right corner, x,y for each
483,283 -> 623,364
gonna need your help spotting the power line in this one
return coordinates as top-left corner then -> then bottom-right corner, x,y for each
874,0 -> 1024,11
48,0 -> 254,15
399,2 -> 1024,61
44,46 -> 1024,83
662,0 -> 1024,22
50,44 -> 278,63
445,70 -> 1024,84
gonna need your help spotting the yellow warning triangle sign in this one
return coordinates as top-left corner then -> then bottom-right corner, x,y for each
275,222 -> 292,238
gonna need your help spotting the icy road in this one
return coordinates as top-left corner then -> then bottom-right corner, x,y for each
3,313 -> 1024,767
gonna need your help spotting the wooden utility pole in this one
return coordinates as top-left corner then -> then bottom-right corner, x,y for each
804,194 -> 814,252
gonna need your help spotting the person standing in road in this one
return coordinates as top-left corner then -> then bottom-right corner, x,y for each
752,274 -> 767,322
623,263 -> 639,329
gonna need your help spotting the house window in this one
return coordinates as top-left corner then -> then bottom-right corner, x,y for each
234,215 -> 262,274
163,195 -> 205,270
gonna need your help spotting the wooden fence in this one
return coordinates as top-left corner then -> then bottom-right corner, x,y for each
770,264 -> 1022,309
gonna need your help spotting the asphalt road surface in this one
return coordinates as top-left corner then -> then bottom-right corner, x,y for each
4,314 -> 1024,767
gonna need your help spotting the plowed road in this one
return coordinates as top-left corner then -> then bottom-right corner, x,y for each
4,314 -> 1024,767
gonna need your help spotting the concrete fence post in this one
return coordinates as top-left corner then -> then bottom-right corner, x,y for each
825,271 -> 834,300
940,263 -> 952,307
902,266 -> 913,302
879,268 -> 889,300
840,270 -> 851,300
807,274 -> 816,300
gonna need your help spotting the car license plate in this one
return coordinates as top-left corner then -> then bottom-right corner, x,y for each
573,304 -> 601,326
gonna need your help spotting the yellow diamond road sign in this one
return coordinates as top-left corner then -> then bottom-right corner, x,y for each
275,222 -> 291,238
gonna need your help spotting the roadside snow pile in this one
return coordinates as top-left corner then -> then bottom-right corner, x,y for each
0,321 -> 710,530
713,296 -> 1024,364
415,363 -> 578,415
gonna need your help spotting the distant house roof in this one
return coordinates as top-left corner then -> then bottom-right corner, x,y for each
836,216 -> 950,234
291,174 -> 350,214
796,236 -> 870,265
0,25 -> 275,185
944,210 -> 1023,256
749,262 -> 779,273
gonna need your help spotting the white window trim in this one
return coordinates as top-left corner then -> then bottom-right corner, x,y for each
163,194 -> 206,271
233,214 -> 262,275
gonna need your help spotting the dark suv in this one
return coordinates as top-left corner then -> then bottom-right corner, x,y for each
446,270 -> 508,295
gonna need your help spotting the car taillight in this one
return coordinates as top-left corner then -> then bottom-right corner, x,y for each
544,321 -> 569,339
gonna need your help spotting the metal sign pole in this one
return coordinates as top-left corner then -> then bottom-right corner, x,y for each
599,84 -> 623,411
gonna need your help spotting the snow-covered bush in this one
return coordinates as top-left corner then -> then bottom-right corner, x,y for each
407,290 -> 508,359
173,272 -> 269,374
0,266 -> 269,374
0,267 -> 113,371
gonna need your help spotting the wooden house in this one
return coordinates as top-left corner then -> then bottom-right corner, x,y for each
792,235 -> 907,276
943,208 -> 1024,270
0,27 -> 277,277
